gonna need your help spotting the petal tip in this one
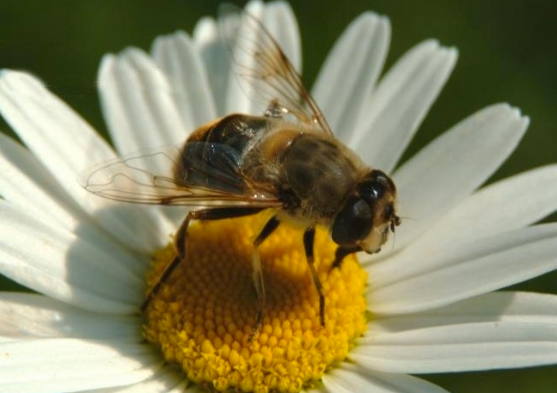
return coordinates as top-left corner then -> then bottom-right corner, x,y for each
99,53 -> 116,69
98,54 -> 117,84
442,46 -> 459,56
353,11 -> 391,34
423,38 -> 441,48
499,103 -> 530,124
267,0 -> 293,12
245,1 -> 265,14
0,69 -> 28,83
0,70 -> 46,95
0,69 -> 13,79
120,46 -> 147,60
440,46 -> 459,68
193,17 -> 217,44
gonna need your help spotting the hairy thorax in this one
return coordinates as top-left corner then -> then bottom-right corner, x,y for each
243,125 -> 363,225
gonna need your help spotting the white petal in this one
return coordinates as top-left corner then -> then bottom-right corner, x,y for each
98,48 -> 187,154
0,71 -> 113,213
193,17 -> 231,116
0,338 -> 161,393
366,291 -> 557,335
313,12 -> 390,139
0,293 -> 140,340
262,1 -> 301,73
389,104 -> 529,252
352,293 -> 557,373
224,1 -> 301,115
151,31 -> 217,130
99,47 -> 200,228
88,202 -> 173,255
0,201 -> 144,313
367,224 -> 557,314
0,71 -> 115,184
0,134 -> 150,274
196,2 -> 302,116
323,363 -> 449,393
0,132 -> 81,229
352,337 -> 557,374
85,366 -> 187,393
223,1 -> 266,115
350,41 -> 456,171
0,70 -> 171,253
415,165 -> 557,249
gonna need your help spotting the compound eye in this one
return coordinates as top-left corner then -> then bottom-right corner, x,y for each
332,197 -> 373,246
358,177 -> 386,203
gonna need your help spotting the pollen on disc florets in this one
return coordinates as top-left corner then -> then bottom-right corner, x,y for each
143,213 -> 368,393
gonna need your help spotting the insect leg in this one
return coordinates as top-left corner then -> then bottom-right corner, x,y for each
141,207 -> 265,313
249,215 -> 280,340
331,245 -> 361,270
303,227 -> 325,327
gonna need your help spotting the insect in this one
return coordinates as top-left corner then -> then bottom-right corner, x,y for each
80,6 -> 401,336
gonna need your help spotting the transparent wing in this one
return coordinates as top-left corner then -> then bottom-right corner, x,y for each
218,4 -> 333,134
78,145 -> 281,208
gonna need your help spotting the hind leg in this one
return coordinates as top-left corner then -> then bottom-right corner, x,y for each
141,207 -> 264,312
249,215 -> 280,341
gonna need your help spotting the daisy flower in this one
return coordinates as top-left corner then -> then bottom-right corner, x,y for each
1,1 -> 557,393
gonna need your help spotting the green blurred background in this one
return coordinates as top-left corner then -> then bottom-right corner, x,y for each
1,0 -> 556,392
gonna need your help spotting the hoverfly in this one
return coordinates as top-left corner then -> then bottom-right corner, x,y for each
80,5 -> 401,335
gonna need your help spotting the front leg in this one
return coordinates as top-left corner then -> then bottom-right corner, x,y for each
331,245 -> 361,270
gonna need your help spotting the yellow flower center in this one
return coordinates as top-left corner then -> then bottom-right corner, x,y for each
143,213 -> 368,393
